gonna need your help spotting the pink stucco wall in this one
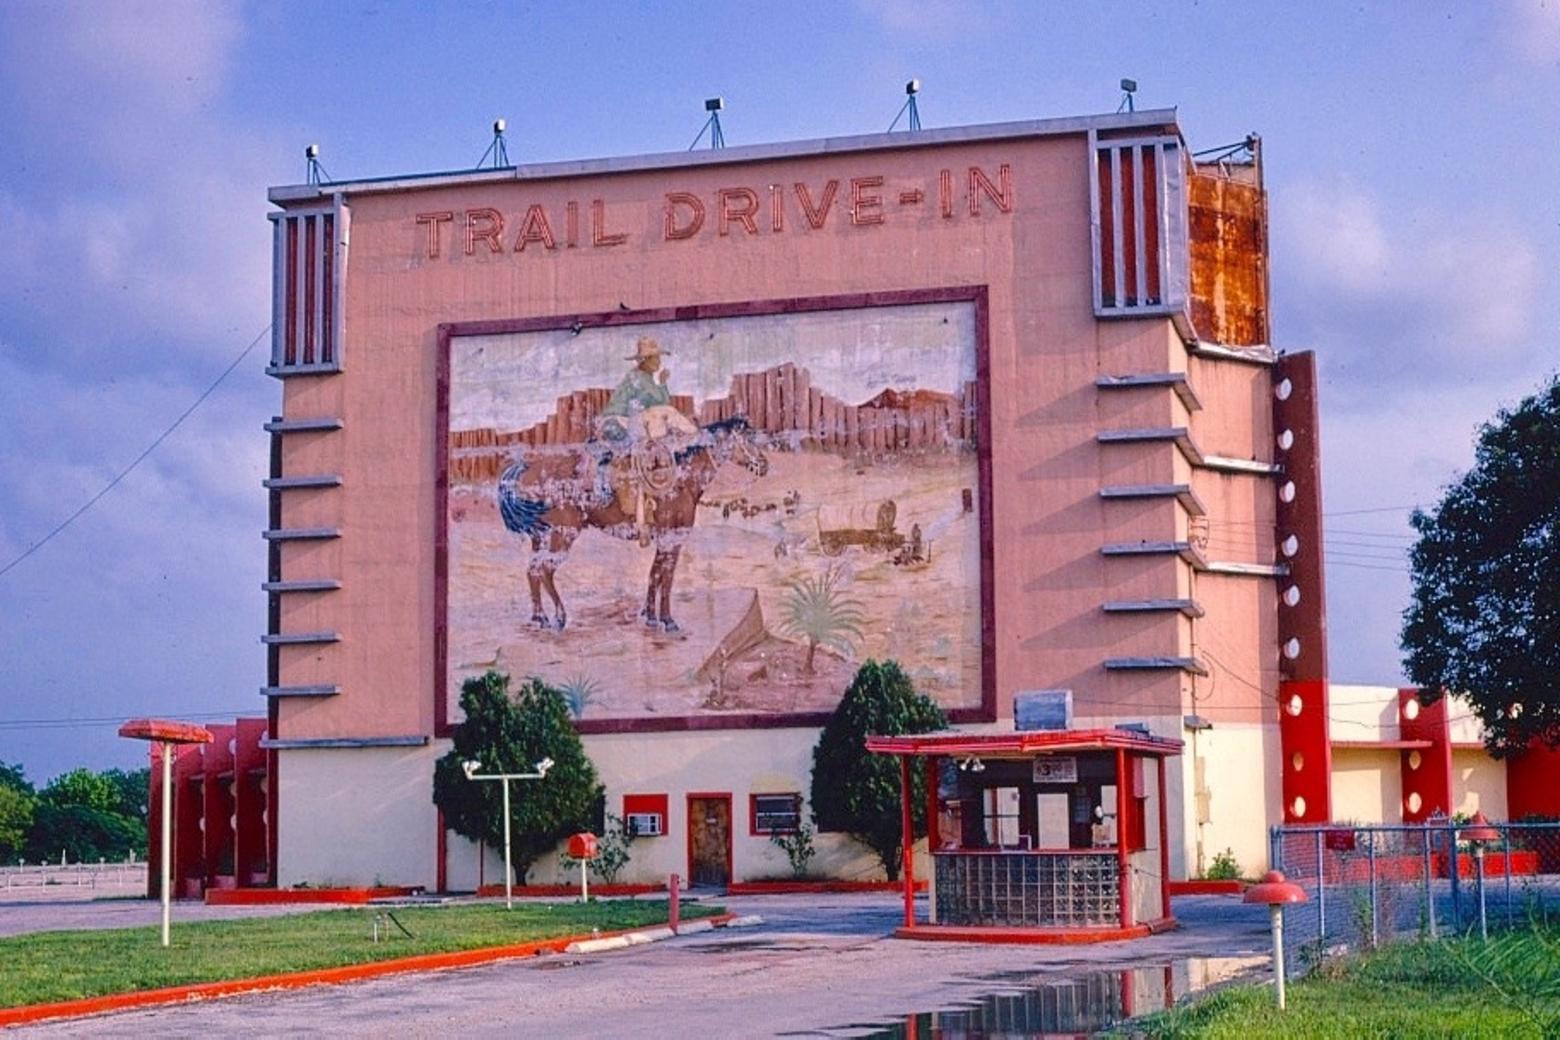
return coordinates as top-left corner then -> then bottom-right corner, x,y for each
272,128 -> 1275,744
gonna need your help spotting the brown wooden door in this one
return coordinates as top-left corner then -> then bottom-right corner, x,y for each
687,795 -> 731,888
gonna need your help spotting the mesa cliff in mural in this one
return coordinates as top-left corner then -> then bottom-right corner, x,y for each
443,300 -> 984,724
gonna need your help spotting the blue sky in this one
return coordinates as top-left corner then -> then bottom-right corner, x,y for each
2,0 -> 1557,782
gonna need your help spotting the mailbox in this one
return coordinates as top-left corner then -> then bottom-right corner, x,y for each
567,832 -> 599,859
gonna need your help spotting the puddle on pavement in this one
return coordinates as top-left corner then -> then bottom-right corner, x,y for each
794,956 -> 1264,1038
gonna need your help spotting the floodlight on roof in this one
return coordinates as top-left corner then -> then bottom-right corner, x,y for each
890,78 -> 923,132
477,117 -> 512,170
304,144 -> 329,186
690,98 -> 727,150
1118,78 -> 1138,113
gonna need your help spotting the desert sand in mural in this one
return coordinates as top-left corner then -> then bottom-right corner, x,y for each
446,446 -> 981,721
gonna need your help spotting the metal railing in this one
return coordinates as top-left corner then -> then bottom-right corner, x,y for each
1269,821 -> 1560,975
1,859 -> 148,892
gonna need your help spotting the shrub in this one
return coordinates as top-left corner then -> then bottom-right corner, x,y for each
810,660 -> 946,880
1205,847 -> 1241,881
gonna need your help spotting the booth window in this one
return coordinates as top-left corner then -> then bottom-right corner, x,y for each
750,793 -> 802,835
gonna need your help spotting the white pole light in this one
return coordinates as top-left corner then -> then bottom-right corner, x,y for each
463,757 -> 554,910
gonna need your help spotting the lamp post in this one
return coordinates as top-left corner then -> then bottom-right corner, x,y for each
1461,811 -> 1500,941
116,719 -> 213,948
1245,869 -> 1309,1010
462,757 -> 554,909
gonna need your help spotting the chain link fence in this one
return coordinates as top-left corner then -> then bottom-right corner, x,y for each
1268,821 -> 1560,976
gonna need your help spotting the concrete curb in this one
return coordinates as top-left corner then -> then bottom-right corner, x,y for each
563,914 -> 762,954
0,913 -> 736,1030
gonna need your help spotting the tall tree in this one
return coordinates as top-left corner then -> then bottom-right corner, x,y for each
39,769 -> 116,813
810,660 -> 946,880
0,786 -> 34,862
1402,375 -> 1560,751
432,671 -> 602,884
0,762 -> 32,797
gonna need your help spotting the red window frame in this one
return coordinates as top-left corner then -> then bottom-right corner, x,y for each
622,793 -> 669,837
749,793 -> 802,836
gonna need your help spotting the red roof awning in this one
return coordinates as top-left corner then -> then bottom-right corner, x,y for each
117,719 -> 215,745
866,728 -> 1182,758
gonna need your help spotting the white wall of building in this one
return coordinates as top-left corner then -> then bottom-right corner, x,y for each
1330,748 -> 1402,824
277,745 -> 438,889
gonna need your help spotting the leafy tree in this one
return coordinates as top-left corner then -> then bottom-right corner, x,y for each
0,762 -> 32,797
780,564 -> 866,674
1402,375 -> 1560,752
0,786 -> 34,861
25,804 -> 143,863
101,768 -> 150,823
39,769 -> 117,813
810,660 -> 946,879
432,671 -> 603,884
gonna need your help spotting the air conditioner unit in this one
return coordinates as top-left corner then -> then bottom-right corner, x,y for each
626,812 -> 664,837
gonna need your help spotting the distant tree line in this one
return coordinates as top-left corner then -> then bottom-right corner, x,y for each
0,762 -> 149,864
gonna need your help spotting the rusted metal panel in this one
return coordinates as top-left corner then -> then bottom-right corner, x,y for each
1188,167 -> 1269,346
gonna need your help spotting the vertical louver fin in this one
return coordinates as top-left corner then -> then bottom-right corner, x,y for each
268,199 -> 348,376
1090,134 -> 1187,318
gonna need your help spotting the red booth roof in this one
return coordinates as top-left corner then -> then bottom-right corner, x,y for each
117,718 -> 215,745
865,728 -> 1183,758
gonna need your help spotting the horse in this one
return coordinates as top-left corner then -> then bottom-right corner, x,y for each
496,417 -> 769,632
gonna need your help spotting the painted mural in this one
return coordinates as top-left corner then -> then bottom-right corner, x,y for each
444,299 -> 984,724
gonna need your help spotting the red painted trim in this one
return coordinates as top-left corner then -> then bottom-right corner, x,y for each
685,792 -> 733,886
867,729 -> 1183,757
434,322 -> 452,737
1115,747 -> 1130,928
0,913 -> 734,1029
474,882 -> 664,897
436,809 -> 448,894
924,755 -> 940,851
1508,741 -> 1560,819
205,886 -> 420,906
893,919 -> 1174,945
1400,687 -> 1453,822
726,879 -> 927,895
1157,755 -> 1171,920
1274,352 -> 1331,824
1167,879 -> 1245,896
900,756 -> 915,928
433,286 -> 997,738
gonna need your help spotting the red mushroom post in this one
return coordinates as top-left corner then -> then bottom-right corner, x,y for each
1461,811 -> 1500,941
117,719 -> 213,948
1244,869 -> 1308,1009
567,832 -> 598,901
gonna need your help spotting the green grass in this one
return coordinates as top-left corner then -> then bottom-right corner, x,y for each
1133,926 -> 1560,1038
1,899 -> 720,1009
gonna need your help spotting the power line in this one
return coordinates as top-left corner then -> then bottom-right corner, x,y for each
0,325 -> 271,581
0,709 -> 263,732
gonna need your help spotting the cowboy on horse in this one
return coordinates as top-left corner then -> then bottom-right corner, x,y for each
593,336 -> 700,545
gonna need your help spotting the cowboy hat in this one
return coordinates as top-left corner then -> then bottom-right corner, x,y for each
625,336 -> 670,361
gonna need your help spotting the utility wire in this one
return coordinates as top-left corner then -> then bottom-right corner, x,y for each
0,709 -> 263,732
0,325 -> 271,581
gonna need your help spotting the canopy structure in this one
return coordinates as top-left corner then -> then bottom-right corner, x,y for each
868,728 -> 1183,944
118,719 -> 215,745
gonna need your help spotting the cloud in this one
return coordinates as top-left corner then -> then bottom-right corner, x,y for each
0,0 -> 275,370
1271,178 -> 1540,404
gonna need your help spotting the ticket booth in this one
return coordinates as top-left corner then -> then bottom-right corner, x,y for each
867,729 -> 1182,943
